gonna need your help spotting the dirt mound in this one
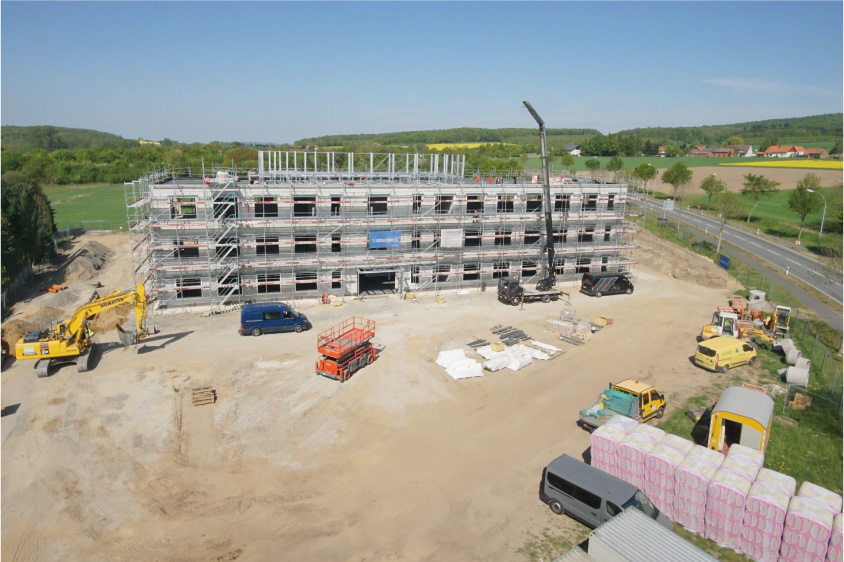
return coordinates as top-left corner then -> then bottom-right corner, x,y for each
1,319 -> 42,351
638,229 -> 736,290
64,241 -> 114,283
28,307 -> 66,327
88,303 -> 134,334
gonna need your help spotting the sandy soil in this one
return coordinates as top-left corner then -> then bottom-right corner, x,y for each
2,225 -> 751,562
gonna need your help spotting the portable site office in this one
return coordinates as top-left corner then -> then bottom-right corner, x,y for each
707,386 -> 774,455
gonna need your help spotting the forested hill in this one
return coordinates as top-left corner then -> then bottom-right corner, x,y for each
295,127 -> 601,148
2,125 -> 139,152
298,114 -> 842,148
616,113 -> 842,146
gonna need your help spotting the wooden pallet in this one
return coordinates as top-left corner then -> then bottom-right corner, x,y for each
192,386 -> 216,406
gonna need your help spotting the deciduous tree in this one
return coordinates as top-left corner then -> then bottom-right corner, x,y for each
787,174 -> 823,242
740,173 -> 780,223
662,162 -> 693,234
713,192 -> 745,255
585,158 -> 601,179
699,174 -> 726,210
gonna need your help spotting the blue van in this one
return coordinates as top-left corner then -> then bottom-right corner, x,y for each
239,303 -> 311,336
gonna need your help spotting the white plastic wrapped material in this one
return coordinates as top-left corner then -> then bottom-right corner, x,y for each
435,349 -> 465,368
631,422 -> 666,441
720,455 -> 762,483
673,446 -> 725,534
445,358 -> 483,380
483,356 -> 510,372
727,443 -> 766,470
799,482 -> 844,514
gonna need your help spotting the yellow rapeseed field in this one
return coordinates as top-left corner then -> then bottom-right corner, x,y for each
426,142 -> 518,150
722,160 -> 842,170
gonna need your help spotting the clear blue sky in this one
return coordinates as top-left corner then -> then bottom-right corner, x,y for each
2,1 -> 842,144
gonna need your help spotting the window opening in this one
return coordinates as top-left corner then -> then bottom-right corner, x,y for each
369,195 -> 387,216
293,196 -> 316,217
493,261 -> 510,279
257,235 -> 280,256
464,228 -> 482,247
526,194 -> 542,213
524,228 -> 541,245
294,235 -> 317,254
258,273 -> 281,294
176,277 -> 202,299
463,263 -> 480,281
434,195 -> 453,215
497,195 -> 514,213
255,196 -> 278,218
295,271 -> 318,292
495,228 -> 512,246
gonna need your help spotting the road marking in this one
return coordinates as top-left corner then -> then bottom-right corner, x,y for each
748,241 -> 762,248
787,258 -> 800,266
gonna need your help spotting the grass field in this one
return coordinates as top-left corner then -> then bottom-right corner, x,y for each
43,183 -> 128,230
682,185 -> 842,253
523,155 -> 841,172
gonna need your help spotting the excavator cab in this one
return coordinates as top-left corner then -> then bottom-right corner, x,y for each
773,306 -> 791,336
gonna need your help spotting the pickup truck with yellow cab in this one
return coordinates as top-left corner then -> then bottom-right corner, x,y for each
577,379 -> 666,432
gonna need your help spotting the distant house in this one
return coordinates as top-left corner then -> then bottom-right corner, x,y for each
758,145 -> 806,158
688,146 -> 735,158
565,144 -> 581,156
658,145 -> 666,157
728,144 -> 755,157
805,147 -> 829,159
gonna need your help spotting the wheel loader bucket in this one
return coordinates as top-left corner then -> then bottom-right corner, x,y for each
116,324 -> 138,345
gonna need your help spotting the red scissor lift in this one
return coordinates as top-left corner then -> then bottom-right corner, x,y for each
315,316 -> 378,382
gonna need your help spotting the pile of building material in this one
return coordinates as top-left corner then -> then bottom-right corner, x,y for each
740,468 -> 797,562
435,349 -> 483,380
544,309 -> 612,346
775,339 -> 812,388
590,417 -> 844,562
617,424 -> 665,489
475,343 -> 550,372
644,433 -> 695,520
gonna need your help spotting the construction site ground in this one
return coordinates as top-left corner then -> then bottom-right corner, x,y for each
2,229 -> 747,562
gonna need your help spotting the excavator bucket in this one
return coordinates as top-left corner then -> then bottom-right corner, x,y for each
116,324 -> 138,346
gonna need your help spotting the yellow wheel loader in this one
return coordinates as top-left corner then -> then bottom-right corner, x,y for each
15,284 -> 151,378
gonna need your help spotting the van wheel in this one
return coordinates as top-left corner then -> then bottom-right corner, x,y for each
625,288 -> 633,295
596,292 -> 603,298
251,328 -> 262,337
748,355 -> 757,365
657,406 -> 665,419
718,365 -> 729,373
540,295 -> 551,303
549,500 -> 564,515
294,325 -> 304,333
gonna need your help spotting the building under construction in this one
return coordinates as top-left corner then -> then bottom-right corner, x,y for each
124,151 -> 638,313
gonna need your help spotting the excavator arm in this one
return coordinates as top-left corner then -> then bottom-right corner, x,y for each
59,284 -> 147,341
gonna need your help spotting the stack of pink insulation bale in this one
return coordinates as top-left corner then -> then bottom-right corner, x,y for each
643,433 -> 695,520
738,468 -> 796,562
779,482 -> 843,562
827,513 -> 843,562
673,445 -> 725,533
589,415 -> 639,478
703,445 -> 764,549
617,423 -> 665,489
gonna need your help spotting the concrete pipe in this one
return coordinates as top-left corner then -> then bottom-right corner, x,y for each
778,368 -> 789,381
778,339 -> 795,354
786,348 -> 802,365
794,357 -> 812,371
785,366 -> 810,387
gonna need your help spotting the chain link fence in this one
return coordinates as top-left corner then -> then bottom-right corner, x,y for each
55,220 -> 126,239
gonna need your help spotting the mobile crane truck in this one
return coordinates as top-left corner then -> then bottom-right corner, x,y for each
15,283 -> 151,378
496,101 -> 560,306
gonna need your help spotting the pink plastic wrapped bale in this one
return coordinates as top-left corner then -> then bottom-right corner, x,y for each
591,420 -> 635,457
799,482 -> 844,515
744,469 -> 796,535
642,435 -> 693,522
780,496 -> 835,562
630,422 -> 666,441
673,446 -> 725,534
827,513 -> 843,562
727,443 -> 765,470
720,454 -> 763,483
705,468 -> 754,549
617,431 -> 661,489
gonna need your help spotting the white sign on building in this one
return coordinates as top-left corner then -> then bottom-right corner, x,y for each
440,228 -> 464,248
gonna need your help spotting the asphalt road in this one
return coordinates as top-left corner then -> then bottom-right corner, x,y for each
631,197 -> 843,333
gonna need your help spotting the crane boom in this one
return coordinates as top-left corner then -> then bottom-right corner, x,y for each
522,100 -> 555,289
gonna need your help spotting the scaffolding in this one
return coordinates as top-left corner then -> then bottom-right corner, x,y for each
124,151 -> 638,314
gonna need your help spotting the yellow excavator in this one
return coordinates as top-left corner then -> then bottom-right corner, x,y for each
15,284 -> 151,378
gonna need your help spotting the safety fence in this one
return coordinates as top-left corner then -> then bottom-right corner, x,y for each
0,265 -> 34,319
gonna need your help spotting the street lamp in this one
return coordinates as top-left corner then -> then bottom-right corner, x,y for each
807,189 -> 827,249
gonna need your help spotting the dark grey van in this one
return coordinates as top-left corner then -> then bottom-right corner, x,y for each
580,271 -> 633,298
539,454 -> 672,530
239,302 -> 311,336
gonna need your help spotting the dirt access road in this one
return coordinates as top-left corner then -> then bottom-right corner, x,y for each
2,230 -> 742,562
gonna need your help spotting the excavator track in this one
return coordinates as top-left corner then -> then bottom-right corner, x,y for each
35,360 -> 52,378
76,345 -> 94,373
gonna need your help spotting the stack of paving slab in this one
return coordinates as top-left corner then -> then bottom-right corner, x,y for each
704,444 -> 764,550
673,445 -> 725,534
780,482 -> 843,562
589,415 -> 639,478
738,468 -> 796,562
643,433 -> 695,520
617,424 -> 665,490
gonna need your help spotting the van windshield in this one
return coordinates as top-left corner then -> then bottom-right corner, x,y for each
622,491 -> 658,519
697,345 -> 716,358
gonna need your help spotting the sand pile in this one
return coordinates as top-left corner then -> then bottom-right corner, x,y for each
638,229 -> 735,290
88,303 -> 134,334
1,319 -> 42,351
29,307 -> 67,327
65,241 -> 114,283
